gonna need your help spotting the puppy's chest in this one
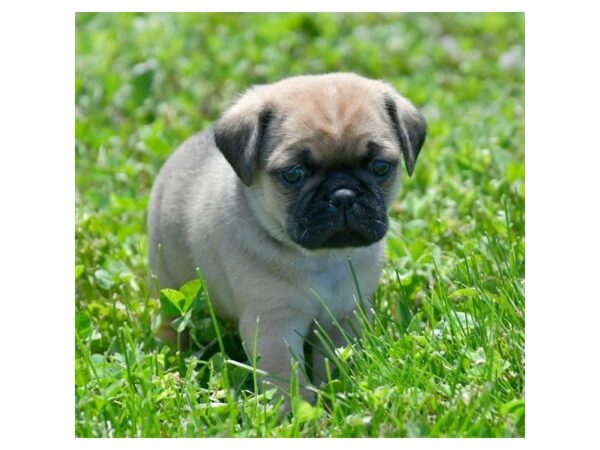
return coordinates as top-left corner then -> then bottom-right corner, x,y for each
307,263 -> 358,320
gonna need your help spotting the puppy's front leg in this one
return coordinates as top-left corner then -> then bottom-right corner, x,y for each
311,303 -> 374,387
239,308 -> 314,410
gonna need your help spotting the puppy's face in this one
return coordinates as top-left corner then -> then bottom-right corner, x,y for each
262,119 -> 401,250
214,74 -> 426,251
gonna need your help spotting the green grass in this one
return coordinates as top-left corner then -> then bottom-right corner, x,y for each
75,12 -> 524,437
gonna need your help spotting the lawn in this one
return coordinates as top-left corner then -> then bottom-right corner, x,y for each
75,12 -> 525,437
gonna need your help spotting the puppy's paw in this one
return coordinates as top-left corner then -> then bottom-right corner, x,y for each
264,381 -> 317,419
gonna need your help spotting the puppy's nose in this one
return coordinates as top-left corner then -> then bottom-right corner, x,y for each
331,188 -> 357,210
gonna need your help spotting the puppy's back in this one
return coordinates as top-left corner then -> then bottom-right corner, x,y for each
147,129 -> 228,289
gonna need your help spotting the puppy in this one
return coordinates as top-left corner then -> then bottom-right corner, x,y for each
148,73 -> 426,406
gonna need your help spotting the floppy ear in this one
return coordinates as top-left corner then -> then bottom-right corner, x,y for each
214,90 -> 274,186
383,92 -> 427,176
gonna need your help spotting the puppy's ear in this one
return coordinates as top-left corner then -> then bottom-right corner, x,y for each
383,92 -> 427,176
214,90 -> 274,186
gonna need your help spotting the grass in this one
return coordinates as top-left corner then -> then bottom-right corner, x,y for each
75,12 -> 524,437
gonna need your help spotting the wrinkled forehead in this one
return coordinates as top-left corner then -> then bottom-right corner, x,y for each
267,103 -> 399,169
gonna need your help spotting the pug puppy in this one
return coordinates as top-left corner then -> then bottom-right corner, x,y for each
148,73 -> 426,406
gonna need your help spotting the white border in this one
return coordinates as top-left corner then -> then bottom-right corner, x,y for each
73,0 -> 527,13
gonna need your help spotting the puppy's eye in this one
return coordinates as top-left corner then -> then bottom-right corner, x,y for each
280,165 -> 307,185
370,159 -> 393,178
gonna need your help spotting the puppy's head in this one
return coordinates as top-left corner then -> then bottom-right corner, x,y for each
214,73 -> 426,250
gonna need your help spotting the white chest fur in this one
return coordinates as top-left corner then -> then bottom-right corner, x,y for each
302,245 -> 384,324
